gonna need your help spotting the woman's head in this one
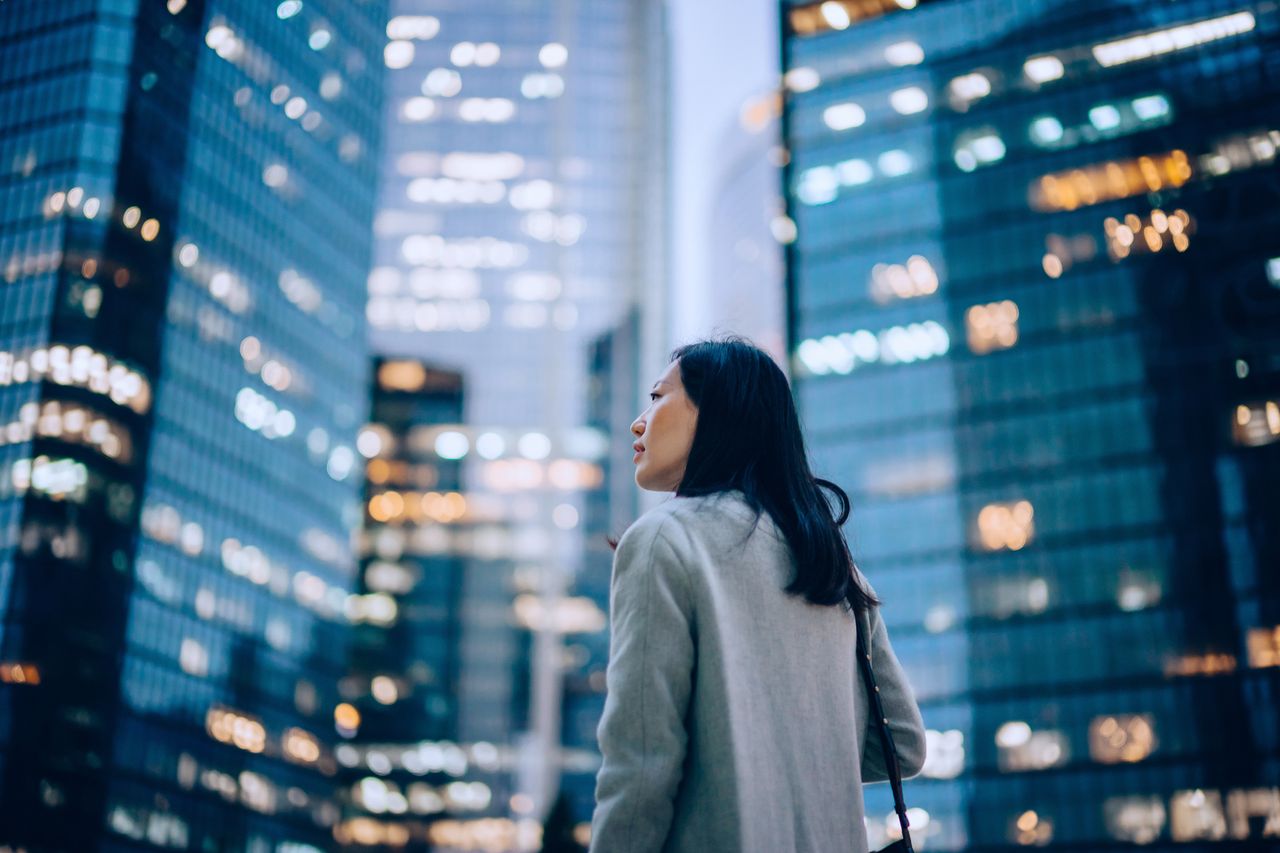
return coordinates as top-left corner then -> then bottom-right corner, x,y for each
629,336 -> 877,612
629,358 -> 699,492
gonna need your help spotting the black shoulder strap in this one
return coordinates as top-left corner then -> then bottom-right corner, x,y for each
855,605 -> 914,852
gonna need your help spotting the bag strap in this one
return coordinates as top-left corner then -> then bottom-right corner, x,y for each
854,603 -> 914,852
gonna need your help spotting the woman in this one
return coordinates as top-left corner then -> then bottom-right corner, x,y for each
590,338 -> 926,853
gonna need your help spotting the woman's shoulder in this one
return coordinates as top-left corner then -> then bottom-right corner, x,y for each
620,491 -> 775,552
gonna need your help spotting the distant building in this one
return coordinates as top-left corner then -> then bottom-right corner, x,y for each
782,0 -> 1280,848
367,0 -> 667,832
333,358 -> 470,848
0,0 -> 384,848
706,91 -> 788,365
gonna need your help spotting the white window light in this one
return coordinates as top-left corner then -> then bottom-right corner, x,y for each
384,40 -> 414,69
797,166 -> 839,206
949,72 -> 991,101
386,15 -> 440,40
836,158 -> 873,186
1091,11 -> 1255,68
890,86 -> 928,115
539,42 -> 568,68
473,42 -> 500,67
423,68 -> 461,97
435,431 -> 470,459
970,133 -> 1006,163
450,41 -> 477,67
1131,94 -> 1171,121
885,41 -> 924,66
823,102 -> 866,131
1088,104 -> 1122,131
401,97 -> 436,122
784,67 -> 821,93
1023,55 -> 1064,83
820,1 -> 851,30
878,149 -> 913,177
1029,115 -> 1064,145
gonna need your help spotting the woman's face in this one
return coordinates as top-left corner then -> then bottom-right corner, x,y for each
630,359 -> 698,492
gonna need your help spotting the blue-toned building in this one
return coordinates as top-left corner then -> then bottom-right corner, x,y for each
782,0 -> 1280,849
0,0 -> 384,848
365,0 -> 667,839
333,357 -> 480,849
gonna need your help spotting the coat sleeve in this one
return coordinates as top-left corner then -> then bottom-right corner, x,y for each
590,517 -> 695,853
859,602 -> 927,782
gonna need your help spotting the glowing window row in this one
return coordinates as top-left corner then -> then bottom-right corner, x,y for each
354,776 -> 491,817
794,321 -> 950,376
0,346 -> 150,413
0,400 -> 132,462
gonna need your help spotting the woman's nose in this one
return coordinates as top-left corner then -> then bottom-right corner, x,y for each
631,418 -> 643,437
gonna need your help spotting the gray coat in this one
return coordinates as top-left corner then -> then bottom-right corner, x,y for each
590,490 -> 926,853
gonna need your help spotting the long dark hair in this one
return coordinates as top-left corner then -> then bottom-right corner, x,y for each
671,336 -> 878,615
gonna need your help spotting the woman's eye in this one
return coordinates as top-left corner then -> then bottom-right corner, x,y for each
648,392 -> 660,401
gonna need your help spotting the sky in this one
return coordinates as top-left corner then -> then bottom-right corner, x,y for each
666,0 -> 782,348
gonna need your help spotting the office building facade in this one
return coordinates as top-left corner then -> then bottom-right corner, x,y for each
782,0 -> 1280,849
367,0 -> 667,829
0,0 -> 384,848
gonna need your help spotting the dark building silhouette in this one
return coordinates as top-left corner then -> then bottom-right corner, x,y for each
333,358 -> 473,848
781,0 -> 1280,849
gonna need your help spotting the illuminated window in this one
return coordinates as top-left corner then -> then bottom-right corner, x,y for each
920,729 -> 964,778
976,500 -> 1034,551
869,255 -> 938,302
794,322 -> 949,376
387,15 -> 440,40
797,166 -> 838,205
1164,651 -> 1236,677
1030,150 -> 1191,211
1029,115 -> 1064,146
787,0 -> 919,37
206,706 -> 266,753
996,721 -> 1067,771
384,40 -> 414,69
1023,55 -> 1064,83
1225,788 -> 1280,840
1090,714 -> 1156,763
823,102 -> 865,131
965,299 -> 1018,354
889,86 -> 928,115
179,638 -> 208,677
949,71 -> 991,103
784,66 -> 821,92
0,663 -> 40,685
1105,208 -> 1192,259
1171,789 -> 1227,841
954,129 -> 1005,171
1246,625 -> 1280,668
1233,401 -> 1280,447
1091,11 -> 1255,68
1104,796 -> 1166,844
1011,810 -> 1053,845
538,42 -> 568,68
884,41 -> 923,66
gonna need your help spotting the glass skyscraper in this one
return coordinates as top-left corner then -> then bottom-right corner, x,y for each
0,0 -> 384,848
335,357 -> 487,849
365,0 -> 667,836
782,0 -> 1280,849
